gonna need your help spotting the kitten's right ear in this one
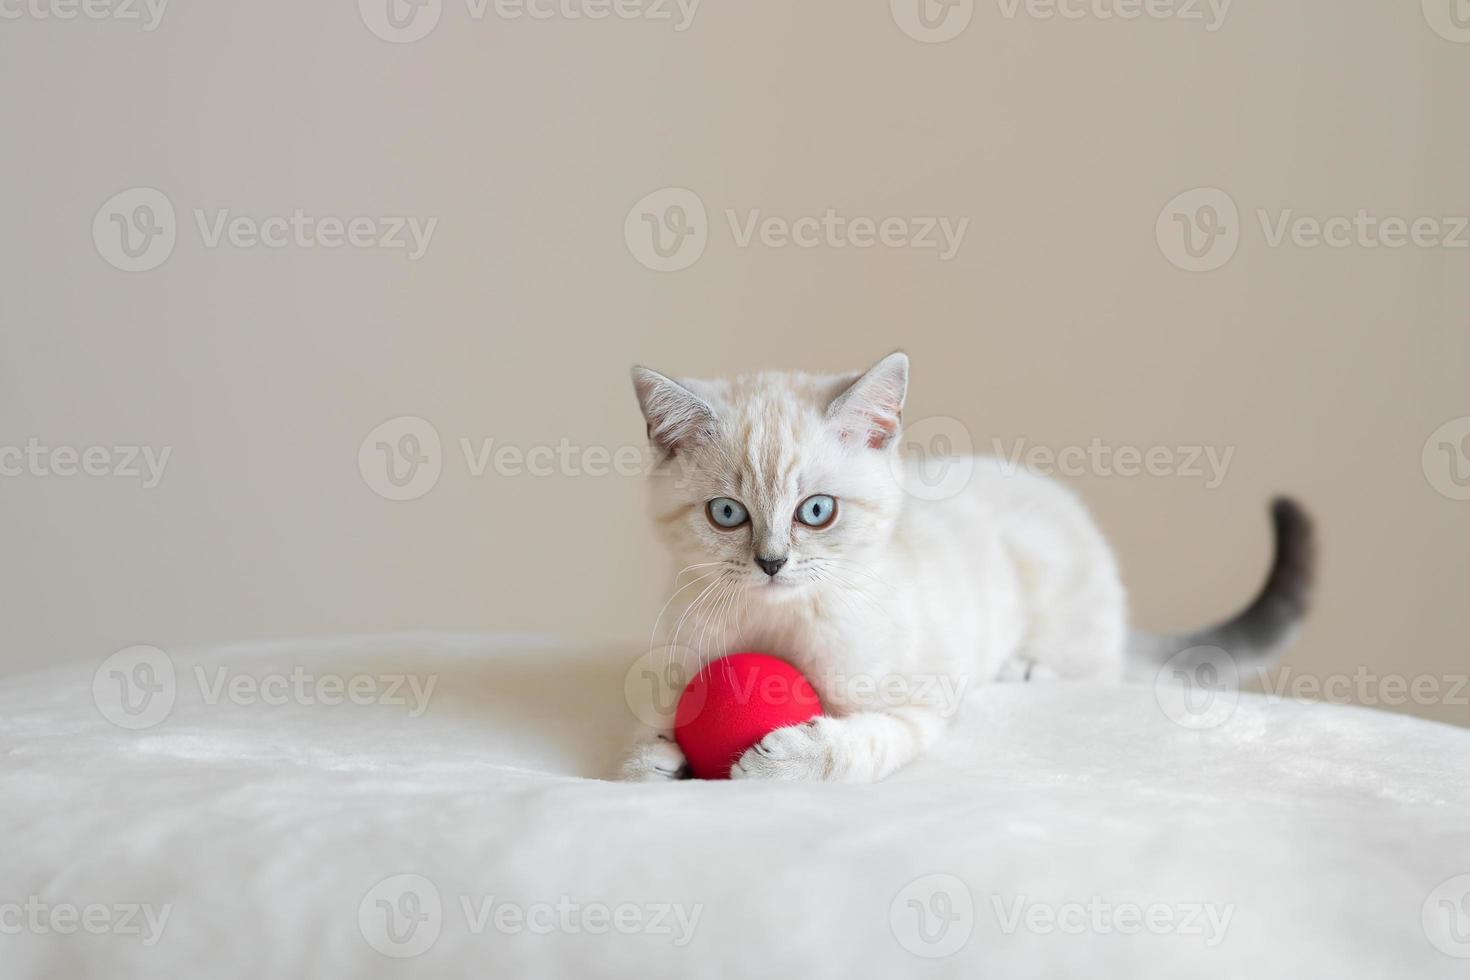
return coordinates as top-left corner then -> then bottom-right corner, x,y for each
631,366 -> 717,456
826,351 -> 908,450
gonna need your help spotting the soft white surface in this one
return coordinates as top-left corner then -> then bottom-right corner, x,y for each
2,633 -> 1469,979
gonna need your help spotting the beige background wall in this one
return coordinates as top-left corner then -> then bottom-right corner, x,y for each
1,1 -> 1467,725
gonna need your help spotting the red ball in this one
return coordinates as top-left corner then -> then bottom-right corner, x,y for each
674,652 -> 823,779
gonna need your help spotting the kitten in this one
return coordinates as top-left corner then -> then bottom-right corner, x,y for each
620,352 -> 1314,782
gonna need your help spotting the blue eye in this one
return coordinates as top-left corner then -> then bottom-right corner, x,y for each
707,497 -> 749,529
796,494 -> 837,528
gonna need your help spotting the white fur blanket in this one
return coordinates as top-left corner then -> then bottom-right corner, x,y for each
2,633 -> 1467,978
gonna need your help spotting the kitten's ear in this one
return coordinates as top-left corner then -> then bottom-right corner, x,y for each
631,366 -> 717,456
826,351 -> 909,450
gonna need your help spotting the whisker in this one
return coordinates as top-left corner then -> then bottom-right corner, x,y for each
717,576 -> 748,655
812,555 -> 893,590
669,573 -> 727,660
647,569 -> 721,656
811,565 -> 884,621
698,581 -> 735,666
691,581 -> 719,665
673,562 -> 724,585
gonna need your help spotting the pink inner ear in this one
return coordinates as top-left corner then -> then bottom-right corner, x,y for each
837,411 -> 898,449
865,413 -> 898,449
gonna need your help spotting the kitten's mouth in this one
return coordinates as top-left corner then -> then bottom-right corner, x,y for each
754,571 -> 802,590
740,561 -> 809,592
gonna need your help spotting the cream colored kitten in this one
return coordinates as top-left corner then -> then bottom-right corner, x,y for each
621,353 -> 1313,783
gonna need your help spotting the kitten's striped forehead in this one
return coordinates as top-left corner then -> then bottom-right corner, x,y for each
723,376 -> 833,503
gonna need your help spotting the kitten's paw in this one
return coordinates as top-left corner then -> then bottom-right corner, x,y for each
618,734 -> 690,782
730,718 -> 839,782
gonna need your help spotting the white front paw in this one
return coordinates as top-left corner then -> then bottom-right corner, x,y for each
619,735 -> 689,782
730,719 -> 838,782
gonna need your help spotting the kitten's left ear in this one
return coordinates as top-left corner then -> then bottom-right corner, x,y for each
631,366 -> 718,456
826,351 -> 909,450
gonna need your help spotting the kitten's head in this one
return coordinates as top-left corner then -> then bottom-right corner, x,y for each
631,352 -> 908,596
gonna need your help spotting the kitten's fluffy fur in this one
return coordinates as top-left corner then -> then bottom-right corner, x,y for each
622,353 -> 1314,783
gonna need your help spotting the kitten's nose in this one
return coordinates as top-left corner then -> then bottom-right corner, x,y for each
755,556 -> 787,577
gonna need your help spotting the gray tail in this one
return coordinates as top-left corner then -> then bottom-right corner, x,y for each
1127,498 -> 1316,676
